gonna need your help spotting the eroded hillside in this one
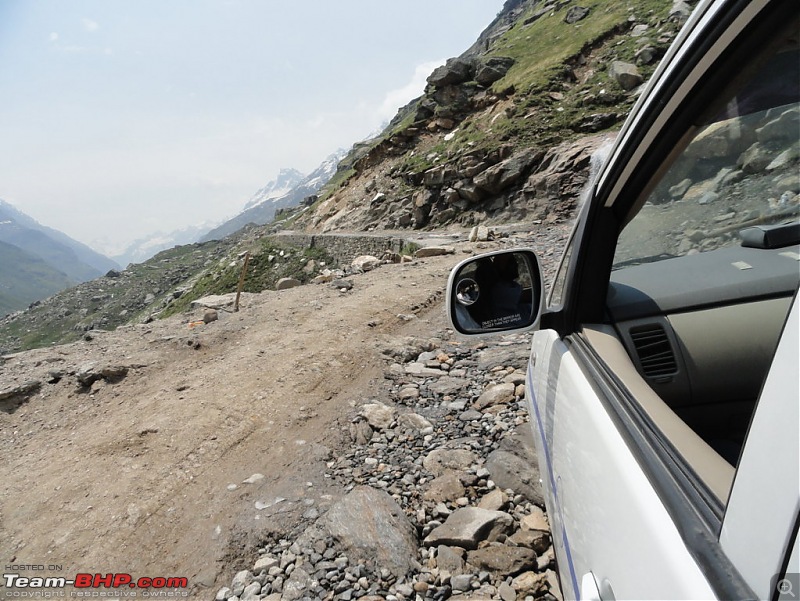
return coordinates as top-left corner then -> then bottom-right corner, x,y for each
291,0 -> 690,234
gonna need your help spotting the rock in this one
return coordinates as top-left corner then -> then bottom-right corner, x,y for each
231,570 -> 253,597
203,309 -> 218,324
331,278 -> 354,291
485,424 -> 544,506
670,1 -> 692,21
242,473 -> 265,485
253,555 -> 279,573
424,472 -> 467,503
474,57 -> 515,86
466,546 -> 537,576
320,486 -> 419,577
276,277 -> 301,290
738,143 -> 773,173
473,148 -> 544,195
469,226 -> 492,242
361,402 -> 395,430
415,246 -> 455,258
509,528 -> 551,554
428,376 -> 468,396
436,545 -> 467,576
350,420 -> 374,445
520,505 -> 549,532
423,449 -> 479,476
427,57 -> 476,87
214,587 -> 232,600
0,380 -> 41,409
423,508 -> 514,550
282,566 -> 311,601
512,571 -> 548,597
352,255 -> 381,272
609,61 -> 643,91
498,581 -> 516,601
191,294 -> 237,310
397,412 -> 433,433
478,489 -> 508,512
474,382 -> 516,410
240,581 -> 262,601
564,6 -> 590,24
450,573 -> 474,592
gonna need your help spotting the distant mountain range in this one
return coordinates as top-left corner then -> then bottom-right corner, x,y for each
201,149 -> 347,241
109,223 -> 218,268
0,199 -> 120,317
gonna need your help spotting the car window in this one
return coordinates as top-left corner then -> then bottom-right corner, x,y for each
613,44 -> 799,269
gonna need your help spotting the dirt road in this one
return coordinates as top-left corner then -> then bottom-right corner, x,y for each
0,246 -> 476,594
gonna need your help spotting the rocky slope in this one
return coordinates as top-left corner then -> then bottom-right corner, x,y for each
291,0 -> 691,234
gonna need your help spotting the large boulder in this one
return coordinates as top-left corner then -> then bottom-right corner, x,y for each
319,486 -> 419,577
427,57 -> 476,87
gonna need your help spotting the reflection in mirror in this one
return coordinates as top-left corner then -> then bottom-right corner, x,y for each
449,250 -> 542,334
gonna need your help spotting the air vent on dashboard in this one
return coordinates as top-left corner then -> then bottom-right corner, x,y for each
629,323 -> 678,380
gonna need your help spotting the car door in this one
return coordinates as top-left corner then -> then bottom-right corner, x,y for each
527,0 -> 799,598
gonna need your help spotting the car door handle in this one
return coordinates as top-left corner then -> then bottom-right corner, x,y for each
580,572 -> 603,601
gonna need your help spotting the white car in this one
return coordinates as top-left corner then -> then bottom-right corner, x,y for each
447,0 -> 799,599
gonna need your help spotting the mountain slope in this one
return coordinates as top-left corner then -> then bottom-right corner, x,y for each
0,199 -> 120,276
293,0 -> 684,234
0,240 -> 74,316
0,199 -> 122,316
202,150 -> 347,241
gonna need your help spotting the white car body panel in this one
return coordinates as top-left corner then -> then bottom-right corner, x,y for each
528,330 -> 716,600
720,295 -> 800,598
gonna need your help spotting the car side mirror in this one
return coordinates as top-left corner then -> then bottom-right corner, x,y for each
447,249 -> 544,335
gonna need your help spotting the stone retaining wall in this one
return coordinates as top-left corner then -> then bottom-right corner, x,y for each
271,232 -> 411,264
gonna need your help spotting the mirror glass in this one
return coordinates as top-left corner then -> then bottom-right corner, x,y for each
449,250 -> 542,334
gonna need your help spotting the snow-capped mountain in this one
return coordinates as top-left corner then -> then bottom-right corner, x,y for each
109,222 -> 220,268
201,148 -> 347,242
243,168 -> 305,211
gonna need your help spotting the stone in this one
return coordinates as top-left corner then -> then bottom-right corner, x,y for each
423,471 -> 467,503
485,424 -> 544,506
509,529 -> 551,554
474,382 -> 516,410
738,143 -> 773,173
498,581 -> 516,601
423,508 -> 515,550
564,6 -> 590,24
512,571 -> 548,597
240,581 -> 262,601
474,57 -> 515,86
423,449 -> 479,476
397,412 -> 433,433
350,420 -> 374,445
450,574 -> 474,592
361,402 -> 395,430
320,486 -> 418,577
215,587 -> 232,601
520,505 -> 549,532
473,148 -> 543,195
415,246 -> 455,258
352,255 -> 381,272
231,570 -> 253,597
477,489 -> 508,512
609,61 -> 643,91
202,309 -> 218,324
276,277 -> 301,290
436,545 -> 467,576
428,376 -> 468,395
282,566 -> 311,601
427,57 -> 476,87
242,473 -> 265,485
331,278 -> 354,291
466,546 -> 537,576
253,556 -> 279,573
469,226 -> 492,242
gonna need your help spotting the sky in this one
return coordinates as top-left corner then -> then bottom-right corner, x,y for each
0,0 -> 505,256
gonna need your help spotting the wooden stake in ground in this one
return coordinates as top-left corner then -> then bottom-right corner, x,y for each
234,251 -> 251,312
